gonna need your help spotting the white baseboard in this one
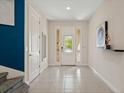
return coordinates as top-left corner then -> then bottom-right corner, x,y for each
89,65 -> 120,93
0,65 -> 24,79
76,64 -> 88,66
48,62 -> 88,66
25,80 -> 30,85
40,62 -> 48,73
48,64 -> 61,66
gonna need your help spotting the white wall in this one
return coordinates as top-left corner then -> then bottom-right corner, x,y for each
88,0 -> 124,92
48,21 -> 88,66
25,0 -> 48,83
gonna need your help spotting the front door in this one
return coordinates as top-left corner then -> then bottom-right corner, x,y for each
29,5 -> 40,81
61,26 -> 76,65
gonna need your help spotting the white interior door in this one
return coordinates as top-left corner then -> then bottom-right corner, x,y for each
61,26 -> 76,65
29,6 -> 40,81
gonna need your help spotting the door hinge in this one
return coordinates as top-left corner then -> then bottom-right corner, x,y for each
39,51 -> 40,54
39,65 -> 40,68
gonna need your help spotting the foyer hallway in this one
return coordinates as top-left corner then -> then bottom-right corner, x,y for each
29,66 -> 114,93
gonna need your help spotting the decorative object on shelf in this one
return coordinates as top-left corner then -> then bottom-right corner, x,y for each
97,21 -> 124,52
105,33 -> 111,49
96,21 -> 111,49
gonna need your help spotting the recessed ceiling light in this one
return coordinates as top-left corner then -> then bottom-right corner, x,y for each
66,6 -> 71,10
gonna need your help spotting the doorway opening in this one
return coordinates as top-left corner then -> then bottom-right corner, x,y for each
55,27 -> 81,66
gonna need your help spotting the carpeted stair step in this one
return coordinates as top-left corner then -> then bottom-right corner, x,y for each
0,72 -> 8,85
10,83 -> 29,93
0,76 -> 29,93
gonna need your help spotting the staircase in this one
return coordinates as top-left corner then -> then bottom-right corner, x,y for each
0,72 -> 29,93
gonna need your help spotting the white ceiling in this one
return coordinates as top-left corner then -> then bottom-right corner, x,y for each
31,0 -> 103,20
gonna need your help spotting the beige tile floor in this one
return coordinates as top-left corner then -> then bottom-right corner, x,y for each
29,66 -> 114,93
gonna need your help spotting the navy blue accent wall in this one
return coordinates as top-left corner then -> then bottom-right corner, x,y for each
0,0 -> 25,71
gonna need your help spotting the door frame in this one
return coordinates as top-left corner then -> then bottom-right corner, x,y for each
61,26 -> 76,66
24,2 -> 40,84
55,26 -> 83,66
28,4 -> 40,82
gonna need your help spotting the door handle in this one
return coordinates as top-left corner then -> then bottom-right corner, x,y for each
61,46 -> 63,52
29,54 -> 32,56
61,46 -> 63,49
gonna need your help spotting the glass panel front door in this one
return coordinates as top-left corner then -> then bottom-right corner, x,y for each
64,35 -> 73,53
